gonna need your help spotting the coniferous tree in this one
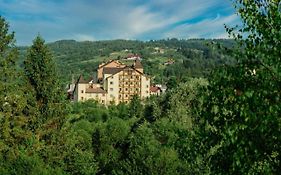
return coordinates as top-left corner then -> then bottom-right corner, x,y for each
23,36 -> 69,171
24,36 -> 66,131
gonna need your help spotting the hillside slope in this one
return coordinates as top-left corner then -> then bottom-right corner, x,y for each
18,39 -> 236,84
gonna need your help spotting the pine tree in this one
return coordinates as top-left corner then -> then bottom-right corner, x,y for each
23,36 -> 69,170
24,36 -> 66,129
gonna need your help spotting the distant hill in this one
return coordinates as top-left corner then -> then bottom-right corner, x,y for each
18,39 -> 236,84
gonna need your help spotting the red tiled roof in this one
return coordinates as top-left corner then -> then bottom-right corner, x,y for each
103,67 -> 123,74
97,60 -> 115,69
150,86 -> 161,92
98,60 -> 125,70
85,87 -> 107,93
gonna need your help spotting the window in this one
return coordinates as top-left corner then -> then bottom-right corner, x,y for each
102,100 -> 105,104
110,81 -> 113,85
102,94 -> 105,97
146,85 -> 149,88
125,88 -> 128,91
81,97 -> 84,100
81,90 -> 84,93
110,88 -> 113,91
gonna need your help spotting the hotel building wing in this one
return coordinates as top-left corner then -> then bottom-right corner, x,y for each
73,59 -> 150,104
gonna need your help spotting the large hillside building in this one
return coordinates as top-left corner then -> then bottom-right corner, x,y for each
73,59 -> 150,104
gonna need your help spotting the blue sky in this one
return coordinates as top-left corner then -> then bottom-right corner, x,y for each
0,0 -> 240,46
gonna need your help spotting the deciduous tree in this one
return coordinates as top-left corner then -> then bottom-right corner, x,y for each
201,1 -> 281,174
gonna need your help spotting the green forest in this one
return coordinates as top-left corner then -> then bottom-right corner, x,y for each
18,37 -> 236,85
1,1 -> 281,174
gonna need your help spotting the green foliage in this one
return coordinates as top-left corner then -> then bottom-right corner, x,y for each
2,1 -> 280,173
0,15 -> 19,117
17,38 -> 235,84
92,117 -> 132,174
118,123 -> 181,175
0,16 -> 35,171
60,78 -> 209,174
199,1 -> 281,174
64,119 -> 98,175
128,95 -> 143,118
0,150 -> 66,175
24,36 -> 66,124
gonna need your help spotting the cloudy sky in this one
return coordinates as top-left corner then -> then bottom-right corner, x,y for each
0,0 -> 240,45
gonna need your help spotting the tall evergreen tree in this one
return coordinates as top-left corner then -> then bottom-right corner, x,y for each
23,36 -> 69,172
24,36 -> 66,129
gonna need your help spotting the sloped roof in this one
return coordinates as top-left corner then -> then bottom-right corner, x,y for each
150,86 -> 161,92
104,66 -> 147,81
98,60 -> 115,69
134,59 -> 143,69
103,67 -> 123,74
85,87 -> 107,94
98,60 -> 125,70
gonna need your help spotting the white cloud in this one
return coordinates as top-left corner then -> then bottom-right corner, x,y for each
164,14 -> 240,39
0,0 -> 239,45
